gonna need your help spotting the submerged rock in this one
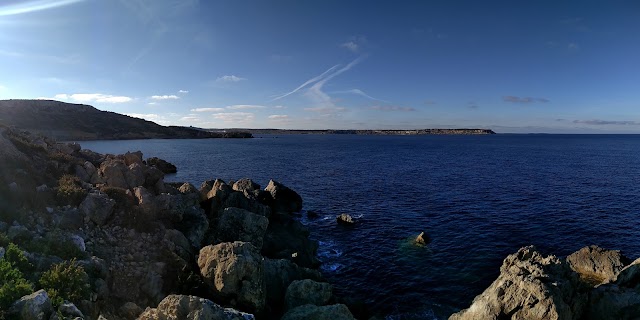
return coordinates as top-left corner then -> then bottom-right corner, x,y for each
336,214 -> 355,225
414,232 -> 430,246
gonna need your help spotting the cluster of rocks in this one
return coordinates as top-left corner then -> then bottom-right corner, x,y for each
450,245 -> 640,320
0,127 -> 356,320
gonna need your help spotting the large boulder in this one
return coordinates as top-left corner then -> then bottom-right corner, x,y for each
8,289 -> 53,320
566,245 -> 630,285
285,279 -> 333,311
137,294 -> 254,320
198,242 -> 266,313
99,159 -> 129,189
264,180 -> 303,214
281,304 -> 355,320
217,207 -> 269,249
264,258 -> 323,313
583,257 -> 640,319
449,246 -> 587,320
124,151 -> 143,166
126,163 -> 146,189
80,191 -> 116,226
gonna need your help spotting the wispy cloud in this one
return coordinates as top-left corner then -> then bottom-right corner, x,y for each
226,105 -> 266,110
271,65 -> 341,101
370,106 -> 416,112
333,89 -> 388,102
0,49 -> 81,65
573,120 -> 640,125
216,75 -> 246,82
503,96 -> 550,104
468,102 -> 479,109
212,112 -> 255,123
151,95 -> 179,100
124,113 -> 170,125
568,43 -> 580,50
304,107 -> 347,113
268,114 -> 289,120
424,100 -> 437,105
178,89 -> 189,94
0,0 -> 85,16
305,56 -> 365,110
341,36 -> 367,53
54,93 -> 132,103
191,107 -> 226,112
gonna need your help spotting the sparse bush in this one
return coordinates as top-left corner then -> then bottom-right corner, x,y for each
0,244 -> 34,310
23,230 -> 85,260
0,232 -> 9,247
56,174 -> 87,206
38,259 -> 89,307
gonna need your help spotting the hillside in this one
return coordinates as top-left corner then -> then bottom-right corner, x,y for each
0,99 -> 251,140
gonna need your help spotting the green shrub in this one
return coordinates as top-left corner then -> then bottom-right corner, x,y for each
56,175 -> 87,206
0,232 -> 9,247
38,259 -> 89,307
0,244 -> 34,310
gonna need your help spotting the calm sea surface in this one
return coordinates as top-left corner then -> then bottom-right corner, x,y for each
80,134 -> 640,319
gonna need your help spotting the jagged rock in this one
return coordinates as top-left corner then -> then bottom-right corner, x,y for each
264,180 -> 303,214
134,186 -> 155,205
147,157 -> 177,174
336,214 -> 355,225
567,245 -> 630,285
99,159 -> 129,189
281,304 -> 355,320
178,206 -> 209,248
217,207 -> 269,249
414,232 -> 430,246
449,246 -> 587,320
613,257 -> 640,288
198,242 -> 266,313
144,167 -> 165,189
70,234 -> 86,252
263,258 -> 323,312
262,215 -> 320,268
7,224 -> 31,241
80,192 -> 115,226
59,301 -> 85,319
233,178 -> 260,193
222,192 -> 271,218
126,163 -> 146,189
178,182 -> 197,194
75,164 -> 91,182
137,294 -> 254,320
285,279 -> 333,311
8,289 -> 53,320
58,207 -> 84,230
124,151 -> 144,166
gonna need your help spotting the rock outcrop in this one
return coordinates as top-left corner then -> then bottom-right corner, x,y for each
138,295 -> 254,320
264,180 -> 303,214
216,207 -> 269,249
284,279 -> 333,311
336,214 -> 355,225
198,242 -> 266,314
8,289 -> 53,320
450,245 -> 640,320
566,245 -> 630,284
450,246 -> 587,320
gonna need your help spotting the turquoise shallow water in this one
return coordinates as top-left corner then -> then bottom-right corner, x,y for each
80,134 -> 640,319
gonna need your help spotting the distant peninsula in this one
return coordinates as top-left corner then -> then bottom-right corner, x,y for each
232,128 -> 496,135
0,99 -> 252,141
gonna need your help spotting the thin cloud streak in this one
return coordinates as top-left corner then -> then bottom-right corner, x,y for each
503,96 -> 550,104
334,89 -> 388,102
271,64 -> 341,101
573,120 -> 640,125
0,0 -> 85,16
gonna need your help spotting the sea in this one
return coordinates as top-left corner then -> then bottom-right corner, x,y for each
79,134 -> 640,319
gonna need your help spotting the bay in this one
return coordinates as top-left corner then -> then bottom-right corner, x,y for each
80,134 -> 640,319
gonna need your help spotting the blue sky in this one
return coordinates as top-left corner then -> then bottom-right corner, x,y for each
0,0 -> 639,132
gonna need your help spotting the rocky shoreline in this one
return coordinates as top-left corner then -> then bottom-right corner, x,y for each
2,125 -> 640,320
0,126 -> 358,319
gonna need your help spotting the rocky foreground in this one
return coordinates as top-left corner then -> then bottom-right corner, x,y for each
450,245 -> 640,319
0,126 -> 356,319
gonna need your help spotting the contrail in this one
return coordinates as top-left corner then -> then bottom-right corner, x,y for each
271,64 -> 341,101
0,0 -> 85,16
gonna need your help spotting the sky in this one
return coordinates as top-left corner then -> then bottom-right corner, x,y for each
0,0 -> 639,133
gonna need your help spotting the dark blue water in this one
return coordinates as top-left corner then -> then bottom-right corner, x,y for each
80,134 -> 640,319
